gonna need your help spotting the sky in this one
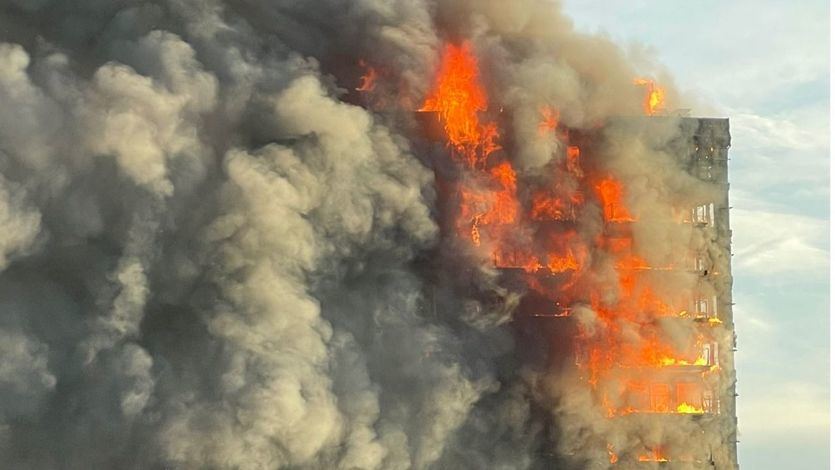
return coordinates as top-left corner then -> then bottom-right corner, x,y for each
560,1 -> 830,468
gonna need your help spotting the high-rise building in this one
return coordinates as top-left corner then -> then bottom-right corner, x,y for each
522,117 -> 736,468
426,112 -> 738,468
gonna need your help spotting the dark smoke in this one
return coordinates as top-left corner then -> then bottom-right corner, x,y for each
0,1 -> 722,469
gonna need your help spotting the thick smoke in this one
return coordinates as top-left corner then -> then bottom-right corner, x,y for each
0,1 -> 732,469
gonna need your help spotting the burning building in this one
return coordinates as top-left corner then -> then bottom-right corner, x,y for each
410,44 -> 739,468
0,1 -> 743,468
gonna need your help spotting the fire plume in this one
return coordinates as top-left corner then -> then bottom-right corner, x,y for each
634,78 -> 666,115
420,43 -> 500,167
596,177 -> 634,222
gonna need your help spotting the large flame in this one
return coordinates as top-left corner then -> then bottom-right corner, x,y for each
419,42 -> 719,464
595,177 -> 634,222
420,43 -> 500,167
457,161 -> 519,246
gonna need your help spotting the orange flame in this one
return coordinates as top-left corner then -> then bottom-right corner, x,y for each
356,60 -> 378,92
638,447 -> 668,462
530,193 -> 569,221
566,145 -> 583,178
419,45 -> 714,450
607,444 -> 619,464
574,169 -> 718,424
471,215 -> 482,246
458,161 -> 519,246
596,177 -> 634,222
676,402 -> 705,414
480,162 -> 518,225
421,43 -> 500,167
538,106 -> 559,136
546,250 -> 579,273
634,78 -> 665,115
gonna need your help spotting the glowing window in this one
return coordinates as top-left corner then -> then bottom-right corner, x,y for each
650,383 -> 671,412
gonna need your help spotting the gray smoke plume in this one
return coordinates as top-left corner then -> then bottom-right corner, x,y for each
0,0 -> 734,469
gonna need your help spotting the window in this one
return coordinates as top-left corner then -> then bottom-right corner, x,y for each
694,296 -> 718,319
701,342 -> 718,366
695,299 -> 708,317
692,203 -> 715,226
694,253 -> 708,274
702,164 -> 714,180
650,383 -> 671,412
703,390 -> 719,414
676,383 -> 701,408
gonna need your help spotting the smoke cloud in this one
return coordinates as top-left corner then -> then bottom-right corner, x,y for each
0,0 -> 734,469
